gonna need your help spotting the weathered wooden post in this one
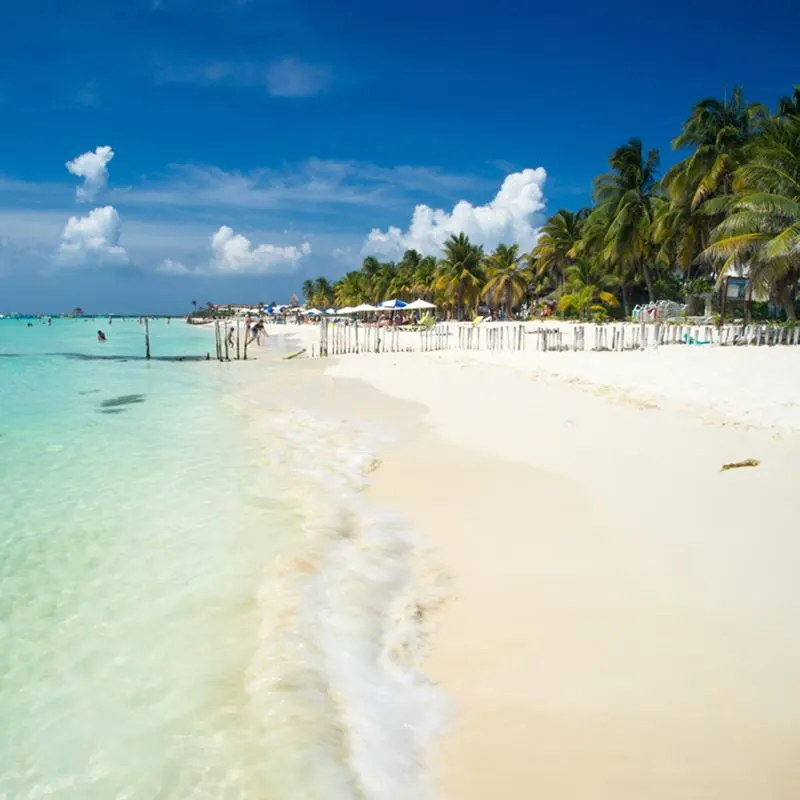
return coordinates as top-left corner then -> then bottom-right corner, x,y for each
223,321 -> 230,361
145,318 -> 151,360
243,321 -> 249,360
236,320 -> 241,360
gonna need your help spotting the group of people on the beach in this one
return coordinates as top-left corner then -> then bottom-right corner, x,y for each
225,315 -> 266,348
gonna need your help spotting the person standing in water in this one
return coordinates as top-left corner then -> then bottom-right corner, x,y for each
97,330 -> 106,342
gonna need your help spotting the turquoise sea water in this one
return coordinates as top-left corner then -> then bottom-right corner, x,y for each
0,318 -> 440,800
0,318 -> 303,797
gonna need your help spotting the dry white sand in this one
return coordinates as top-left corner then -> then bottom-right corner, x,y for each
319,347 -> 800,799
267,320 -> 800,429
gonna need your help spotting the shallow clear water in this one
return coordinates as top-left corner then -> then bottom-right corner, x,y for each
0,319 -> 301,798
0,318 -> 440,799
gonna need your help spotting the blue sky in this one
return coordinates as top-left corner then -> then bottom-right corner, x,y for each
0,0 -> 797,314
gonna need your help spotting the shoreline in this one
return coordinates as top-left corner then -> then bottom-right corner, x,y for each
233,355 -> 447,798
318,347 -> 800,798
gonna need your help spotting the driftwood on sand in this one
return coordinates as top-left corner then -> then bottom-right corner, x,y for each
720,458 -> 761,472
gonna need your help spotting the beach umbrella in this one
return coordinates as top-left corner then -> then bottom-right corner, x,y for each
352,303 -> 378,312
379,299 -> 408,309
405,299 -> 436,310
325,308 -> 337,315
338,306 -> 354,314
302,307 -> 322,315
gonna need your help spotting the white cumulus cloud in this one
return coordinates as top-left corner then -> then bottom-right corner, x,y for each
211,225 -> 311,274
364,167 -> 548,256
55,206 -> 129,268
66,146 -> 114,202
158,226 -> 311,276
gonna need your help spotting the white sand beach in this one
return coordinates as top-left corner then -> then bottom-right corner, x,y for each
256,324 -> 800,798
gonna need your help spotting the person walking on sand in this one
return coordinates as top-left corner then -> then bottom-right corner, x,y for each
227,326 -> 235,348
247,319 -> 264,346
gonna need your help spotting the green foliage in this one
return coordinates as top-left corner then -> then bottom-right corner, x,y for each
420,314 -> 437,329
531,208 -> 588,289
652,272 -> 684,302
591,138 -> 662,304
482,243 -> 529,317
556,259 -> 620,320
702,115 -> 800,320
433,233 -> 486,318
684,276 -> 715,296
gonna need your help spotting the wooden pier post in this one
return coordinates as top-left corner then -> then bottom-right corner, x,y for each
236,320 -> 241,360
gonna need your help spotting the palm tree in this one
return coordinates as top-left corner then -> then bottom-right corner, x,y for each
777,85 -> 800,118
388,249 -> 421,300
312,277 -> 334,308
411,256 -> 437,300
359,256 -> 382,301
191,299 -> 197,313
664,87 -> 766,209
531,208 -> 588,289
556,259 -> 620,320
334,271 -> 367,307
302,280 -> 314,305
432,233 -> 485,319
652,194 -> 706,278
593,138 -> 662,306
701,114 -> 800,320
482,243 -> 528,317
655,88 -> 767,294
371,262 -> 399,303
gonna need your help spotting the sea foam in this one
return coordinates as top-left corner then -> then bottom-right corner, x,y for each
243,408 -> 446,799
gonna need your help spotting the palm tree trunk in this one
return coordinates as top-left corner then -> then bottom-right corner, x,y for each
621,283 -> 631,318
744,279 -> 753,326
641,262 -> 655,303
778,272 -> 797,321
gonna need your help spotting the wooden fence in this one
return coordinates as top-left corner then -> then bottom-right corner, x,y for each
316,320 -> 527,357
315,320 -> 800,358
317,320 -> 459,356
